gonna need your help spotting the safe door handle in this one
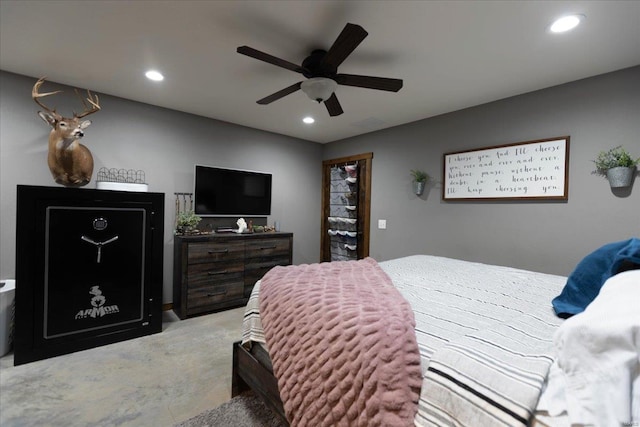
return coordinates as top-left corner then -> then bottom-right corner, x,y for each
81,235 -> 119,263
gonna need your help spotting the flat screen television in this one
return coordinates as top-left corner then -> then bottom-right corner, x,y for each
194,165 -> 272,216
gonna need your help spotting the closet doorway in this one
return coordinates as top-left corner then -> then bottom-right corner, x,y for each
321,152 -> 372,262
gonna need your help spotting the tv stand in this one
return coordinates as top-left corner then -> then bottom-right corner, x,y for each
172,232 -> 292,319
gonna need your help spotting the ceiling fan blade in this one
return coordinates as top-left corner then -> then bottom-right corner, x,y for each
256,82 -> 302,105
335,74 -> 403,92
324,93 -> 344,117
321,23 -> 368,70
237,46 -> 304,74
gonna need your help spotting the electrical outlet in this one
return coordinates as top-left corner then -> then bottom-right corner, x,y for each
378,219 -> 387,229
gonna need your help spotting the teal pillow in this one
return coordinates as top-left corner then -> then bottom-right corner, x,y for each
552,238 -> 640,318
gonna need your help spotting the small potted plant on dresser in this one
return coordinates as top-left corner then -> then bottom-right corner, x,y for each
410,169 -> 430,195
592,146 -> 639,188
176,211 -> 201,235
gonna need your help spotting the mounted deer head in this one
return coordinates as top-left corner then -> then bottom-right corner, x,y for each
32,77 -> 100,187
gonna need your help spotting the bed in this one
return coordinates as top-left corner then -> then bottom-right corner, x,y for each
232,251 -> 640,426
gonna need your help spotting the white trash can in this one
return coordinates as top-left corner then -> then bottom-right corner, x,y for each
0,279 -> 15,357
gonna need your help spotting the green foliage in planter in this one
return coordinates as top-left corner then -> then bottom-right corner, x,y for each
592,146 -> 640,176
177,210 -> 201,228
410,169 -> 430,183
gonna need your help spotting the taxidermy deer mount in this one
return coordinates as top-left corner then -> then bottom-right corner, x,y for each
32,77 -> 100,187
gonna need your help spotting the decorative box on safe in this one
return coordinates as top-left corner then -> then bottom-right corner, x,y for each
14,185 -> 164,365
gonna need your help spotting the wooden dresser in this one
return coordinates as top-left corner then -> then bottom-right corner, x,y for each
173,232 -> 293,319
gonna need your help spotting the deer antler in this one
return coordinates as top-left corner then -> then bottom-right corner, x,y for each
32,77 -> 101,119
32,77 -> 63,118
74,88 -> 101,118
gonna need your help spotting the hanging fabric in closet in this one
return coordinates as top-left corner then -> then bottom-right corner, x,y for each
328,163 -> 359,261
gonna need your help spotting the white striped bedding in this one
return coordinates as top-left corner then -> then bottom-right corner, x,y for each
242,255 -> 568,426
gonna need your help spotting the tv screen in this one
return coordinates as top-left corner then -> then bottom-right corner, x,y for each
194,165 -> 272,216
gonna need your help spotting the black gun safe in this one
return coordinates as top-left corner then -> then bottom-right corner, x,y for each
14,185 -> 164,365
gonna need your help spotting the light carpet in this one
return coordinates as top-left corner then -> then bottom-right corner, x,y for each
175,391 -> 287,427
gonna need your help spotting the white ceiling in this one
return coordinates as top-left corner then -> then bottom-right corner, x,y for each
1,1 -> 639,144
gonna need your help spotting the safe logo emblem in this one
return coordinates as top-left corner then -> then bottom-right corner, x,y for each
74,285 -> 120,319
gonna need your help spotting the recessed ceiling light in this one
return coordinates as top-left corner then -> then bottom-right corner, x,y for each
549,14 -> 584,33
145,70 -> 164,81
303,116 -> 315,124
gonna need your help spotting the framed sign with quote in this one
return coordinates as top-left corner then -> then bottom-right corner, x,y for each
442,136 -> 570,201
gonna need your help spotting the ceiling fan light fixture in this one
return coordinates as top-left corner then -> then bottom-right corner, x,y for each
301,77 -> 337,103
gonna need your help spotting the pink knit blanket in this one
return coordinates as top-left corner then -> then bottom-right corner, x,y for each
259,258 -> 422,426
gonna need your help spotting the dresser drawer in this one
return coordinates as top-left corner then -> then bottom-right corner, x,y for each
187,281 -> 244,314
244,256 -> 291,293
188,241 -> 245,264
245,238 -> 290,258
187,261 -> 244,288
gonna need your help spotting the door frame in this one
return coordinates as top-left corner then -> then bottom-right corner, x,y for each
320,152 -> 373,262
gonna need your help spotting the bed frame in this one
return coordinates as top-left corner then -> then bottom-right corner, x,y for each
231,341 -> 288,424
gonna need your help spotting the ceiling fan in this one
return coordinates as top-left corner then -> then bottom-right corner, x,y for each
237,23 -> 403,117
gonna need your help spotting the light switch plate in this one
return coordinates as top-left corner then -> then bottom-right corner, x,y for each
378,219 -> 387,229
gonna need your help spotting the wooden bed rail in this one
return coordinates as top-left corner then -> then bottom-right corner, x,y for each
232,341 -> 288,424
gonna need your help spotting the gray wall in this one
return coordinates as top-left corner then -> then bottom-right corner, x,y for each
324,66 -> 640,276
2,66 -> 639,301
0,71 -> 322,303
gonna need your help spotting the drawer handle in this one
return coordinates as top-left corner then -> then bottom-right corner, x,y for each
207,270 -> 228,275
260,245 -> 277,250
207,291 -> 227,297
208,249 -> 229,254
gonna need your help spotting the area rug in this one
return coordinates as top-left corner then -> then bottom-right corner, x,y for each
174,392 -> 287,427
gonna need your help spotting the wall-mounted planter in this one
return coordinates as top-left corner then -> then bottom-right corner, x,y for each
410,170 -> 429,196
592,146 -> 638,188
606,166 -> 635,188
